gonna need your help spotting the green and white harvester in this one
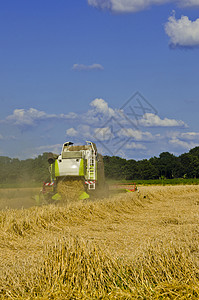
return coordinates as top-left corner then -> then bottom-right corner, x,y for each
37,141 -> 107,203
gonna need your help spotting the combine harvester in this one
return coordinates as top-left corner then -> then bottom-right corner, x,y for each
37,141 -> 108,203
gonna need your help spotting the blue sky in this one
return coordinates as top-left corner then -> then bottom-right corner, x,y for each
0,0 -> 199,160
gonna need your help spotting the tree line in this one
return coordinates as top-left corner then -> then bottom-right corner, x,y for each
0,153 -> 50,184
103,146 -> 199,180
0,147 -> 199,183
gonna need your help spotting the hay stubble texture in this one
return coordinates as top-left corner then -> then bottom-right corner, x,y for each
0,185 -> 199,299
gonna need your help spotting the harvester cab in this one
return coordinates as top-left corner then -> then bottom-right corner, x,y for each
39,141 -> 107,203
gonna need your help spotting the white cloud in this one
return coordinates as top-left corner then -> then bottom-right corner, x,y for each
72,63 -> 104,71
66,125 -> 92,139
0,134 -> 3,139
169,138 -> 199,149
119,128 -> 154,141
66,128 -> 78,137
167,131 -> 199,142
179,0 -> 199,8
181,132 -> 199,140
139,113 -> 187,127
62,112 -> 78,119
165,13 -> 199,47
94,127 -> 112,141
88,0 -> 199,13
2,108 -> 77,126
77,125 -> 92,139
88,0 -> 169,13
125,142 -> 146,150
84,98 -> 118,125
5,108 -> 48,125
90,98 -> 115,116
1,96 -> 190,159
88,0 -> 111,10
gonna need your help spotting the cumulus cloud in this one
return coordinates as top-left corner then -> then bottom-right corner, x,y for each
63,112 -> 78,119
167,131 -> 199,142
169,138 -> 199,149
68,125 -> 92,139
88,0 -> 199,13
90,98 -> 115,116
0,134 -> 3,140
5,108 -> 49,125
125,142 -> 146,149
94,127 -> 113,141
84,98 -> 118,125
168,130 -> 199,150
63,99 -> 188,155
88,0 -> 169,13
2,108 -> 77,126
181,132 -> 199,140
1,96 -> 190,158
139,113 -> 187,127
179,0 -> 199,8
66,128 -> 78,137
119,128 -> 154,141
3,100 -> 184,134
165,13 -> 199,47
80,125 -> 93,138
72,63 -> 104,71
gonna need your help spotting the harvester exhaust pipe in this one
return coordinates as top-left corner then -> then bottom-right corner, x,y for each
48,152 -> 58,165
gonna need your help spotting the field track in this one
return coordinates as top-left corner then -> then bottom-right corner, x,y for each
0,185 -> 199,299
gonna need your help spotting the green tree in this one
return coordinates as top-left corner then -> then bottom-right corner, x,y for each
151,152 -> 179,179
136,159 -> 159,180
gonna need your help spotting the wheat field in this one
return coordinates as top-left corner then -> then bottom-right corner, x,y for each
0,185 -> 199,299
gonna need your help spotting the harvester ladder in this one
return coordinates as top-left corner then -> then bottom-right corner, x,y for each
87,142 -> 96,190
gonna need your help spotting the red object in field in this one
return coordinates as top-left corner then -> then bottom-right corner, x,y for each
111,182 -> 137,192
127,182 -> 137,192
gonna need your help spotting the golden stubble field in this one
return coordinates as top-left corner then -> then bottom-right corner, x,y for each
0,185 -> 199,299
